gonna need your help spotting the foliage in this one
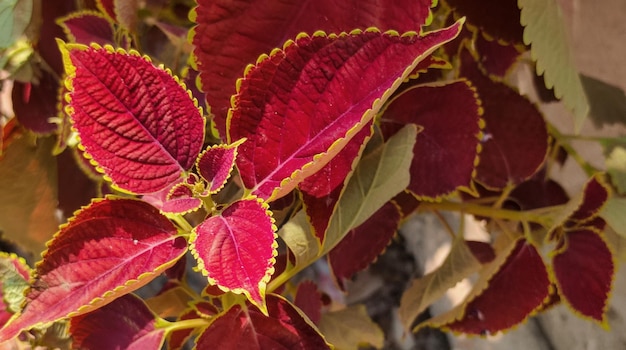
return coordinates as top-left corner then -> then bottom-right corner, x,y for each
0,0 -> 624,348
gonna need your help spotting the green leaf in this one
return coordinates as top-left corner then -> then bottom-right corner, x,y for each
581,74 -> 626,127
318,304 -> 384,350
277,210 -> 320,269
518,0 -> 589,131
605,146 -> 626,195
323,124 -> 417,251
399,236 -> 483,329
0,0 -> 33,49
602,196 -> 626,238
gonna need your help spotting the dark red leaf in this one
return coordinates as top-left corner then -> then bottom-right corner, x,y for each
474,34 -> 522,78
460,47 -> 548,189
444,0 -> 524,44
70,294 -> 166,350
12,70 -> 59,134
552,228 -> 614,323
380,80 -> 482,198
294,281 -> 323,325
569,176 -> 610,222
444,239 -> 551,335
195,294 -> 331,349
328,202 -> 401,290
465,241 -> 496,264
192,0 -> 436,137
57,10 -> 116,46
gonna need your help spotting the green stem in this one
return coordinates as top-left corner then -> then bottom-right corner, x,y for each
418,201 -> 552,227
162,317 -> 211,334
548,123 -> 598,176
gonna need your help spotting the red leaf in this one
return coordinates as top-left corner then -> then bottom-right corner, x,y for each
168,301 -> 218,350
61,43 -> 205,194
328,202 -> 401,290
196,140 -> 243,194
380,80 -> 482,198
552,228 -> 614,323
12,70 -> 59,134
474,34 -> 522,78
190,198 -> 277,312
70,294 -> 166,350
294,281 -> 323,325
0,197 -> 187,342
569,176 -> 610,222
160,180 -> 202,215
445,0 -> 524,44
465,241 -> 496,264
229,23 -> 463,201
444,239 -> 551,335
192,0 -> 436,137
460,48 -> 548,189
57,10 -> 116,46
196,294 -> 331,350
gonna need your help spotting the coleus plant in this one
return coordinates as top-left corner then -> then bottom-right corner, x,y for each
0,0 -> 623,348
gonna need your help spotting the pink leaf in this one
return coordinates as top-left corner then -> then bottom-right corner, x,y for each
61,42 -> 205,194
229,22 -> 464,201
70,294 -> 166,350
196,140 -> 243,194
190,198 -> 277,312
0,197 -> 187,342
57,10 -> 116,46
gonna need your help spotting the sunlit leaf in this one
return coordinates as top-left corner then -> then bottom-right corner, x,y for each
56,10 -> 116,46
323,124 -> 416,251
60,42 -> 205,194
460,47 -> 548,189
380,79 -> 482,198
228,22 -> 463,201
70,294 -> 167,350
196,294 -> 331,349
0,197 -> 187,342
196,139 -> 243,194
190,198 -> 277,312
192,0 -> 437,136
519,0 -> 589,131
318,304 -> 384,350
419,238 -> 551,335
606,146 -> 626,195
0,135 -> 58,255
328,201 -> 400,290
277,210 -> 320,269
399,236 -> 484,329
551,227 -> 614,324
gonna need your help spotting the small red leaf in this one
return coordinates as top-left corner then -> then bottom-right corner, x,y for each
569,176 -> 610,222
380,80 -> 482,198
294,281 -> 323,325
161,181 -> 202,215
192,0 -> 436,137
0,197 -> 187,342
427,238 -> 551,335
190,198 -> 277,311
552,228 -> 614,323
328,202 -> 401,290
57,10 -> 116,46
70,294 -> 166,350
196,140 -> 243,194
460,48 -> 548,189
229,23 -> 463,201
474,34 -> 522,78
61,43 -> 205,194
196,294 -> 331,350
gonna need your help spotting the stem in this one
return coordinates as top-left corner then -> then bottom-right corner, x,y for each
267,265 -> 301,293
418,201 -> 552,227
548,123 -> 598,176
170,214 -> 193,233
162,318 -> 211,334
433,210 -> 456,239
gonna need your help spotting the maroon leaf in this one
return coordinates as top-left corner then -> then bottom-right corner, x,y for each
380,79 -> 482,198
190,198 -> 277,311
294,281 -> 323,325
328,202 -> 401,290
196,294 -> 331,349
444,0 -> 524,44
474,34 -> 522,78
551,227 -> 614,324
429,238 -> 551,335
57,10 -> 116,46
569,175 -> 610,222
460,47 -> 548,189
465,241 -> 496,264
61,43 -> 205,194
12,70 -> 59,134
0,197 -> 187,342
192,0 -> 436,137
70,294 -> 166,350
229,23 -> 463,201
